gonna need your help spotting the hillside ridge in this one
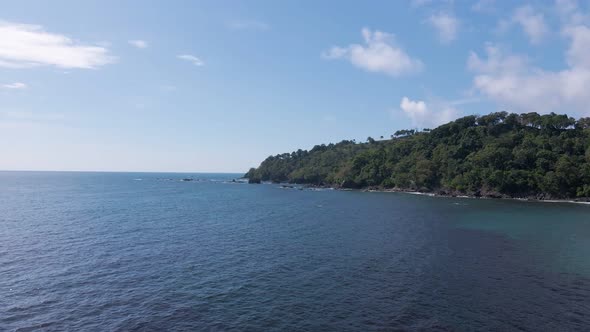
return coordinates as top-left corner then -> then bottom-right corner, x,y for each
246,112 -> 590,200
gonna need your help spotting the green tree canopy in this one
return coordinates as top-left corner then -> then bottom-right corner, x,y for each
246,112 -> 590,199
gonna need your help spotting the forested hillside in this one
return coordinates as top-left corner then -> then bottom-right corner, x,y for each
245,112 -> 590,199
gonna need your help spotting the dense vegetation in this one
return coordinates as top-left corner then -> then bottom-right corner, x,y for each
245,112 -> 590,200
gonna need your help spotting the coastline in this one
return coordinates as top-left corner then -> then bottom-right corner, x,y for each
271,182 -> 590,206
364,188 -> 590,205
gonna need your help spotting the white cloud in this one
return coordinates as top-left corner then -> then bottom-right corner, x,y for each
128,40 -> 148,49
399,97 -> 458,128
468,28 -> 590,115
428,12 -> 459,43
322,28 -> 423,77
2,82 -> 27,89
227,20 -> 269,31
513,5 -> 549,44
498,6 -> 549,44
177,54 -> 204,66
0,20 -> 115,69
563,24 -> 590,68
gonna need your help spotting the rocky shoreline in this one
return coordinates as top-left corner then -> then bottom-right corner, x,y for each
365,188 -> 590,205
293,183 -> 590,205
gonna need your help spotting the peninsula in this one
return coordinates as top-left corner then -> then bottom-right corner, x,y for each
246,112 -> 590,200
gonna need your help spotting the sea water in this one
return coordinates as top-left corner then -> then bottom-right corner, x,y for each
1,171 -> 589,331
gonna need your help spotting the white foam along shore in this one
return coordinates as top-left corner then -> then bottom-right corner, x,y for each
362,188 -> 590,206
265,182 -> 590,206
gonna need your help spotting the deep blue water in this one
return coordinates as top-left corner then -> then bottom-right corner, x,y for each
1,171 -> 590,331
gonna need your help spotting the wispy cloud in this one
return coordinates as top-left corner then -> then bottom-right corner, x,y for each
177,54 -> 204,66
428,12 -> 459,43
512,5 -> 549,44
0,20 -> 115,69
227,20 -> 269,31
322,28 -> 423,77
128,40 -> 148,49
1,82 -> 27,89
498,5 -> 549,45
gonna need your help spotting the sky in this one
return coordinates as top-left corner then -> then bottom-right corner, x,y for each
1,0 -> 590,172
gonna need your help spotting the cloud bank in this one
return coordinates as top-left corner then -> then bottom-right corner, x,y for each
469,22 -> 590,115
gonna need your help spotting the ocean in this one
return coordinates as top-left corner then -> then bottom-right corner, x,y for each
1,171 -> 589,331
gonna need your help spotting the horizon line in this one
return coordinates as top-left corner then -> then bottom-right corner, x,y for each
0,169 -> 246,174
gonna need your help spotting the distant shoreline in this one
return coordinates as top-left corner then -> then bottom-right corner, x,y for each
269,182 -> 590,206
364,188 -> 590,205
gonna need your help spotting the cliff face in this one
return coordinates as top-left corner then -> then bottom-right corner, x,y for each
246,112 -> 590,199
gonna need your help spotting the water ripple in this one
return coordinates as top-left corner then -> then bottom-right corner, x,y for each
1,172 -> 590,331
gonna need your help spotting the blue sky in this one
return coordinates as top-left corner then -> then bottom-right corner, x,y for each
1,0 -> 589,172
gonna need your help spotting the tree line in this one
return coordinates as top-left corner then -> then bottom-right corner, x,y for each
245,112 -> 590,199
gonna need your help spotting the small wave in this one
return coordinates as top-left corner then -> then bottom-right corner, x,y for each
406,192 -> 435,197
